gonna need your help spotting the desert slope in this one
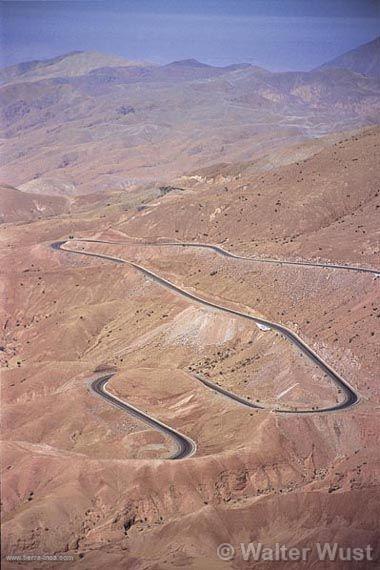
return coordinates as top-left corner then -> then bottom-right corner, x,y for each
122,126 -> 380,267
1,125 -> 379,567
0,184 -> 69,222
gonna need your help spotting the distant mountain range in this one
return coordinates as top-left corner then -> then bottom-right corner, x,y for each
0,37 -> 379,195
0,50 -> 265,85
2,36 -> 379,84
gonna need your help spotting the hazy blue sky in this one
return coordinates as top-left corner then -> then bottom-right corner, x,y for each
1,0 -> 379,70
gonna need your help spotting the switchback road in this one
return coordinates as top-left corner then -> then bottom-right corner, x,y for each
52,238 -> 362,458
91,374 -> 196,460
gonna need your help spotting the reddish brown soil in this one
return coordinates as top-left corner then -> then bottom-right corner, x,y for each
1,127 -> 379,568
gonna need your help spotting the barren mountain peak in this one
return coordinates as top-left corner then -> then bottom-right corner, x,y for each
316,35 -> 380,77
0,49 -> 148,84
166,58 -> 213,67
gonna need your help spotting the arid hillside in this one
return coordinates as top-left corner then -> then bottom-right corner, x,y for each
317,35 -> 380,77
123,127 -> 380,267
1,122 -> 379,568
0,184 -> 69,223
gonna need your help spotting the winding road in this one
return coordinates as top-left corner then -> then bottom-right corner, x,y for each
91,374 -> 196,459
52,237 -> 365,459
73,237 -> 380,276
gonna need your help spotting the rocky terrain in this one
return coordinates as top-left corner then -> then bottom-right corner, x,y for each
1,39 -> 380,196
1,39 -> 380,569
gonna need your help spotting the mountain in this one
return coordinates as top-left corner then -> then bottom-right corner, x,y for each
165,58 -> 213,68
0,50 -> 147,84
0,50 -> 379,196
316,36 -> 380,77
